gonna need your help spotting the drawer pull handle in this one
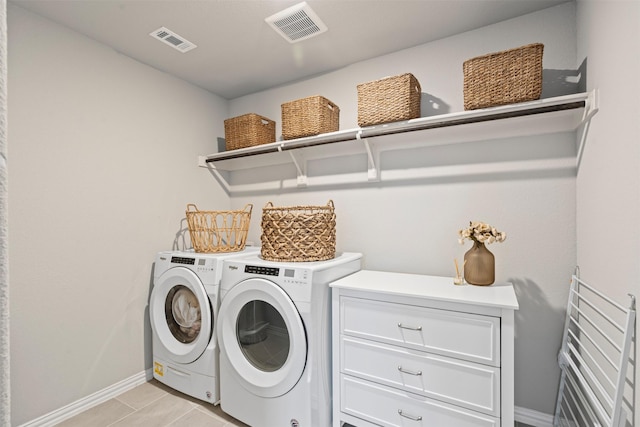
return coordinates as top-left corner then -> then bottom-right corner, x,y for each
397,323 -> 422,331
398,409 -> 422,421
397,366 -> 422,376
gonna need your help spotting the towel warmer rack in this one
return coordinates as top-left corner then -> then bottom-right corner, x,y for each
554,274 -> 636,427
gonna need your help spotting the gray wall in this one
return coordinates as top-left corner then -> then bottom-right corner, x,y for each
0,0 -> 9,425
228,3 -> 578,417
7,5 -> 228,425
576,2 -> 640,426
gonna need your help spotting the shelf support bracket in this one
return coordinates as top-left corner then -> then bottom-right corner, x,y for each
357,130 -> 379,181
282,146 -> 308,187
576,89 -> 599,170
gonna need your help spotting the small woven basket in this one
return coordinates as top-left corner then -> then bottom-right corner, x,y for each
261,200 -> 336,262
224,113 -> 276,151
186,204 -> 252,253
281,95 -> 340,140
463,43 -> 544,110
357,73 -> 421,127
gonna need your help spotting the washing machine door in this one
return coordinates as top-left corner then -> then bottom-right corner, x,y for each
150,267 -> 212,364
218,277 -> 307,398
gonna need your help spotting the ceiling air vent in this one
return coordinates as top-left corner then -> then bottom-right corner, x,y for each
265,2 -> 328,43
150,27 -> 197,53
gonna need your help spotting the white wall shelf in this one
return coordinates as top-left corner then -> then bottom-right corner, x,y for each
199,91 -> 597,191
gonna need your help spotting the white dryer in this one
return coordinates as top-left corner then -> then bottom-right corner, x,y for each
217,252 -> 362,427
149,247 -> 259,404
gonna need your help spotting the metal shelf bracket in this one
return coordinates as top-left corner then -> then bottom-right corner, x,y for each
283,146 -> 308,187
576,89 -> 599,170
357,130 -> 379,181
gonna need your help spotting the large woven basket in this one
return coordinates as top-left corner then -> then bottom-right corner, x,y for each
186,204 -> 252,253
463,43 -> 544,110
224,113 -> 276,151
281,95 -> 340,140
261,200 -> 336,262
357,73 -> 421,127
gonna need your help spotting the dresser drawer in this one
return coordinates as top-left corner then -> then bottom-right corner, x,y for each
342,336 -> 500,416
340,296 -> 500,366
341,374 -> 500,427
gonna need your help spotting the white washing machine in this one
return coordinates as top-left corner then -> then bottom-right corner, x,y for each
217,252 -> 362,427
149,247 -> 259,404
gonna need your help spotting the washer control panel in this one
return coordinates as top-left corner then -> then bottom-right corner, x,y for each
169,255 -> 218,282
195,257 -> 217,273
170,256 -> 195,265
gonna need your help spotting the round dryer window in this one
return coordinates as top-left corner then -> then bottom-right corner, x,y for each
236,300 -> 289,372
218,277 -> 307,398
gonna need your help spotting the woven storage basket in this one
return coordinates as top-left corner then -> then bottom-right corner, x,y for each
281,95 -> 340,140
224,113 -> 276,151
463,43 -> 544,110
261,200 -> 336,262
186,204 -> 252,253
357,73 -> 421,127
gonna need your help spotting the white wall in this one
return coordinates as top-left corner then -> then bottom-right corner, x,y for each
7,5 -> 228,425
229,3 -> 578,418
576,2 -> 640,426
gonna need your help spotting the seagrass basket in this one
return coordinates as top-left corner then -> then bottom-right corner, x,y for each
281,95 -> 340,140
357,73 -> 421,127
186,204 -> 252,253
261,200 -> 336,262
463,43 -> 544,110
224,113 -> 276,150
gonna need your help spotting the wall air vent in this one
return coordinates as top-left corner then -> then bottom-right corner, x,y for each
265,2 -> 328,43
150,27 -> 197,53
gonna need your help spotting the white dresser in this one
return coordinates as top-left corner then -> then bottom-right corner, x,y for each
330,270 -> 519,427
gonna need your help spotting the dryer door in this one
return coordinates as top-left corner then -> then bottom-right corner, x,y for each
150,267 -> 212,364
218,277 -> 307,398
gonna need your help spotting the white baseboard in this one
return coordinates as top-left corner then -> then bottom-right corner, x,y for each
515,405 -> 555,427
19,369 -> 153,427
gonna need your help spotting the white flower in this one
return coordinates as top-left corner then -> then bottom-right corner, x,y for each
458,221 -> 507,245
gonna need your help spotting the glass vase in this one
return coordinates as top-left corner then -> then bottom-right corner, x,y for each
463,240 -> 495,286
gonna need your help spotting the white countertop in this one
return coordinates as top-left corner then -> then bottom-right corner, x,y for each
331,269 -> 519,310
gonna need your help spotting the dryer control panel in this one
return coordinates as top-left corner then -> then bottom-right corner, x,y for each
244,265 -> 311,286
282,268 -> 310,286
244,265 -> 279,276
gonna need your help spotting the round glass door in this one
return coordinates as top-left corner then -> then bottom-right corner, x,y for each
166,285 -> 202,344
237,300 -> 289,372
150,267 -> 212,364
218,278 -> 307,398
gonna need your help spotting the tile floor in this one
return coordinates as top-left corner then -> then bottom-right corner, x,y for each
57,379 -> 536,426
57,379 -> 248,427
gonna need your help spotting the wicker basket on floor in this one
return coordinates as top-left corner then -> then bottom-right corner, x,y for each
357,73 -> 421,127
261,200 -> 336,262
186,204 -> 252,253
224,113 -> 276,151
281,95 -> 340,140
463,43 -> 544,110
